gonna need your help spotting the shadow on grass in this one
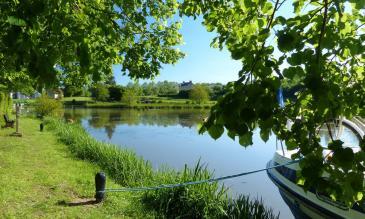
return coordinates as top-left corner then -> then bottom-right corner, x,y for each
57,199 -> 100,207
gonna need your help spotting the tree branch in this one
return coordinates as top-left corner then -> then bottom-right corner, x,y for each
316,0 -> 328,64
237,0 -> 283,83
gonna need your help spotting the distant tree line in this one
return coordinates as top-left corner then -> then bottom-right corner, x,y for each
62,79 -> 228,103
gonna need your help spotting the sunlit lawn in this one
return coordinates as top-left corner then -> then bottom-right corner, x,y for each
0,117 -> 151,218
62,97 -> 93,102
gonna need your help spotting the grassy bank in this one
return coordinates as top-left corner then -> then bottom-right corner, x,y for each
46,118 -> 279,218
62,96 -> 214,109
0,118 -> 149,218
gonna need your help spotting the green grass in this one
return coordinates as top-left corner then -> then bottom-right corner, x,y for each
0,117 -> 151,218
62,97 -> 93,102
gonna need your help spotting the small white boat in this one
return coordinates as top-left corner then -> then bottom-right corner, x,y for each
267,119 -> 365,219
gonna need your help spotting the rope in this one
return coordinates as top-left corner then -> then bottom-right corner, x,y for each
100,159 -> 300,193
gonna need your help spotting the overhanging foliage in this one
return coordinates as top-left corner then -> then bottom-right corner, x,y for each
181,0 -> 365,205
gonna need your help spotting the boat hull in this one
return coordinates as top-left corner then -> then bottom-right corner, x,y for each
267,152 -> 364,219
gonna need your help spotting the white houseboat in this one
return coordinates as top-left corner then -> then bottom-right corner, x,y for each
267,119 -> 365,219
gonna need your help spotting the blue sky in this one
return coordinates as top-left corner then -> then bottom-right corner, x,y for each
113,17 -> 242,85
114,2 -> 296,85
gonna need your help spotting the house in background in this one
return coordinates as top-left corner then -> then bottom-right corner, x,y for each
10,88 -> 63,100
10,91 -> 41,100
179,81 -> 193,91
47,88 -> 63,99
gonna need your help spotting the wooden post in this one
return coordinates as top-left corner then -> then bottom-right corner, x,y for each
15,103 -> 19,133
10,103 -> 22,137
95,172 -> 106,202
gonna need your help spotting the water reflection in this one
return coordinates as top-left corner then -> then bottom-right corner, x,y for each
65,108 -> 207,139
64,108 -> 295,218
64,108 -> 361,219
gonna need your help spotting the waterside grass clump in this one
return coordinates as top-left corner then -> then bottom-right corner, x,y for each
46,118 -> 279,218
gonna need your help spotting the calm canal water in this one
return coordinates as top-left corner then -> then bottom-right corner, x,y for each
64,108 -> 359,219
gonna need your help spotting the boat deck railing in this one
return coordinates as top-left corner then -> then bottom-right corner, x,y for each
276,117 -> 364,157
351,117 -> 365,138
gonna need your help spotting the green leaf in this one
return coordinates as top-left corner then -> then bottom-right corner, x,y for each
274,16 -> 286,25
197,123 -> 204,133
260,129 -> 270,142
262,2 -> 273,13
287,53 -> 303,65
7,16 -> 26,26
286,139 -> 297,150
293,0 -> 304,14
231,49 -> 245,60
283,66 -> 304,80
257,19 -> 265,28
208,124 -> 224,140
356,192 -> 363,201
297,177 -> 305,186
227,131 -> 236,140
239,132 -> 253,147
328,140 -> 343,151
277,31 -> 298,52
244,0 -> 255,8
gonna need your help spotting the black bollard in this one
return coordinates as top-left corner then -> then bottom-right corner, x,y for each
95,172 -> 106,202
40,123 -> 44,132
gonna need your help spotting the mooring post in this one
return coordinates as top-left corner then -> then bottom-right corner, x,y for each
95,172 -> 106,202
40,123 -> 44,132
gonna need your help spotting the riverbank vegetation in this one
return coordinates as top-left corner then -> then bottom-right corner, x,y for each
45,118 -> 279,218
34,95 -> 63,118
62,96 -> 214,109
0,92 -> 12,124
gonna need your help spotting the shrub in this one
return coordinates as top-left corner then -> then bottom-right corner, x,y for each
34,95 -> 63,118
121,87 -> 139,106
177,90 -> 189,99
108,85 -> 123,101
92,84 -> 109,101
189,85 -> 210,104
0,92 -> 12,123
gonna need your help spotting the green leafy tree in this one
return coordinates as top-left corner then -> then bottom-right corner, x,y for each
189,84 -> 210,104
126,81 -> 143,96
181,0 -> 365,205
64,85 -> 83,97
0,71 -> 35,93
157,81 -> 179,96
142,82 -> 159,96
122,87 -> 139,106
0,0 -> 184,87
92,84 -> 109,102
108,85 -> 123,101
210,83 -> 225,100
34,94 -> 63,118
